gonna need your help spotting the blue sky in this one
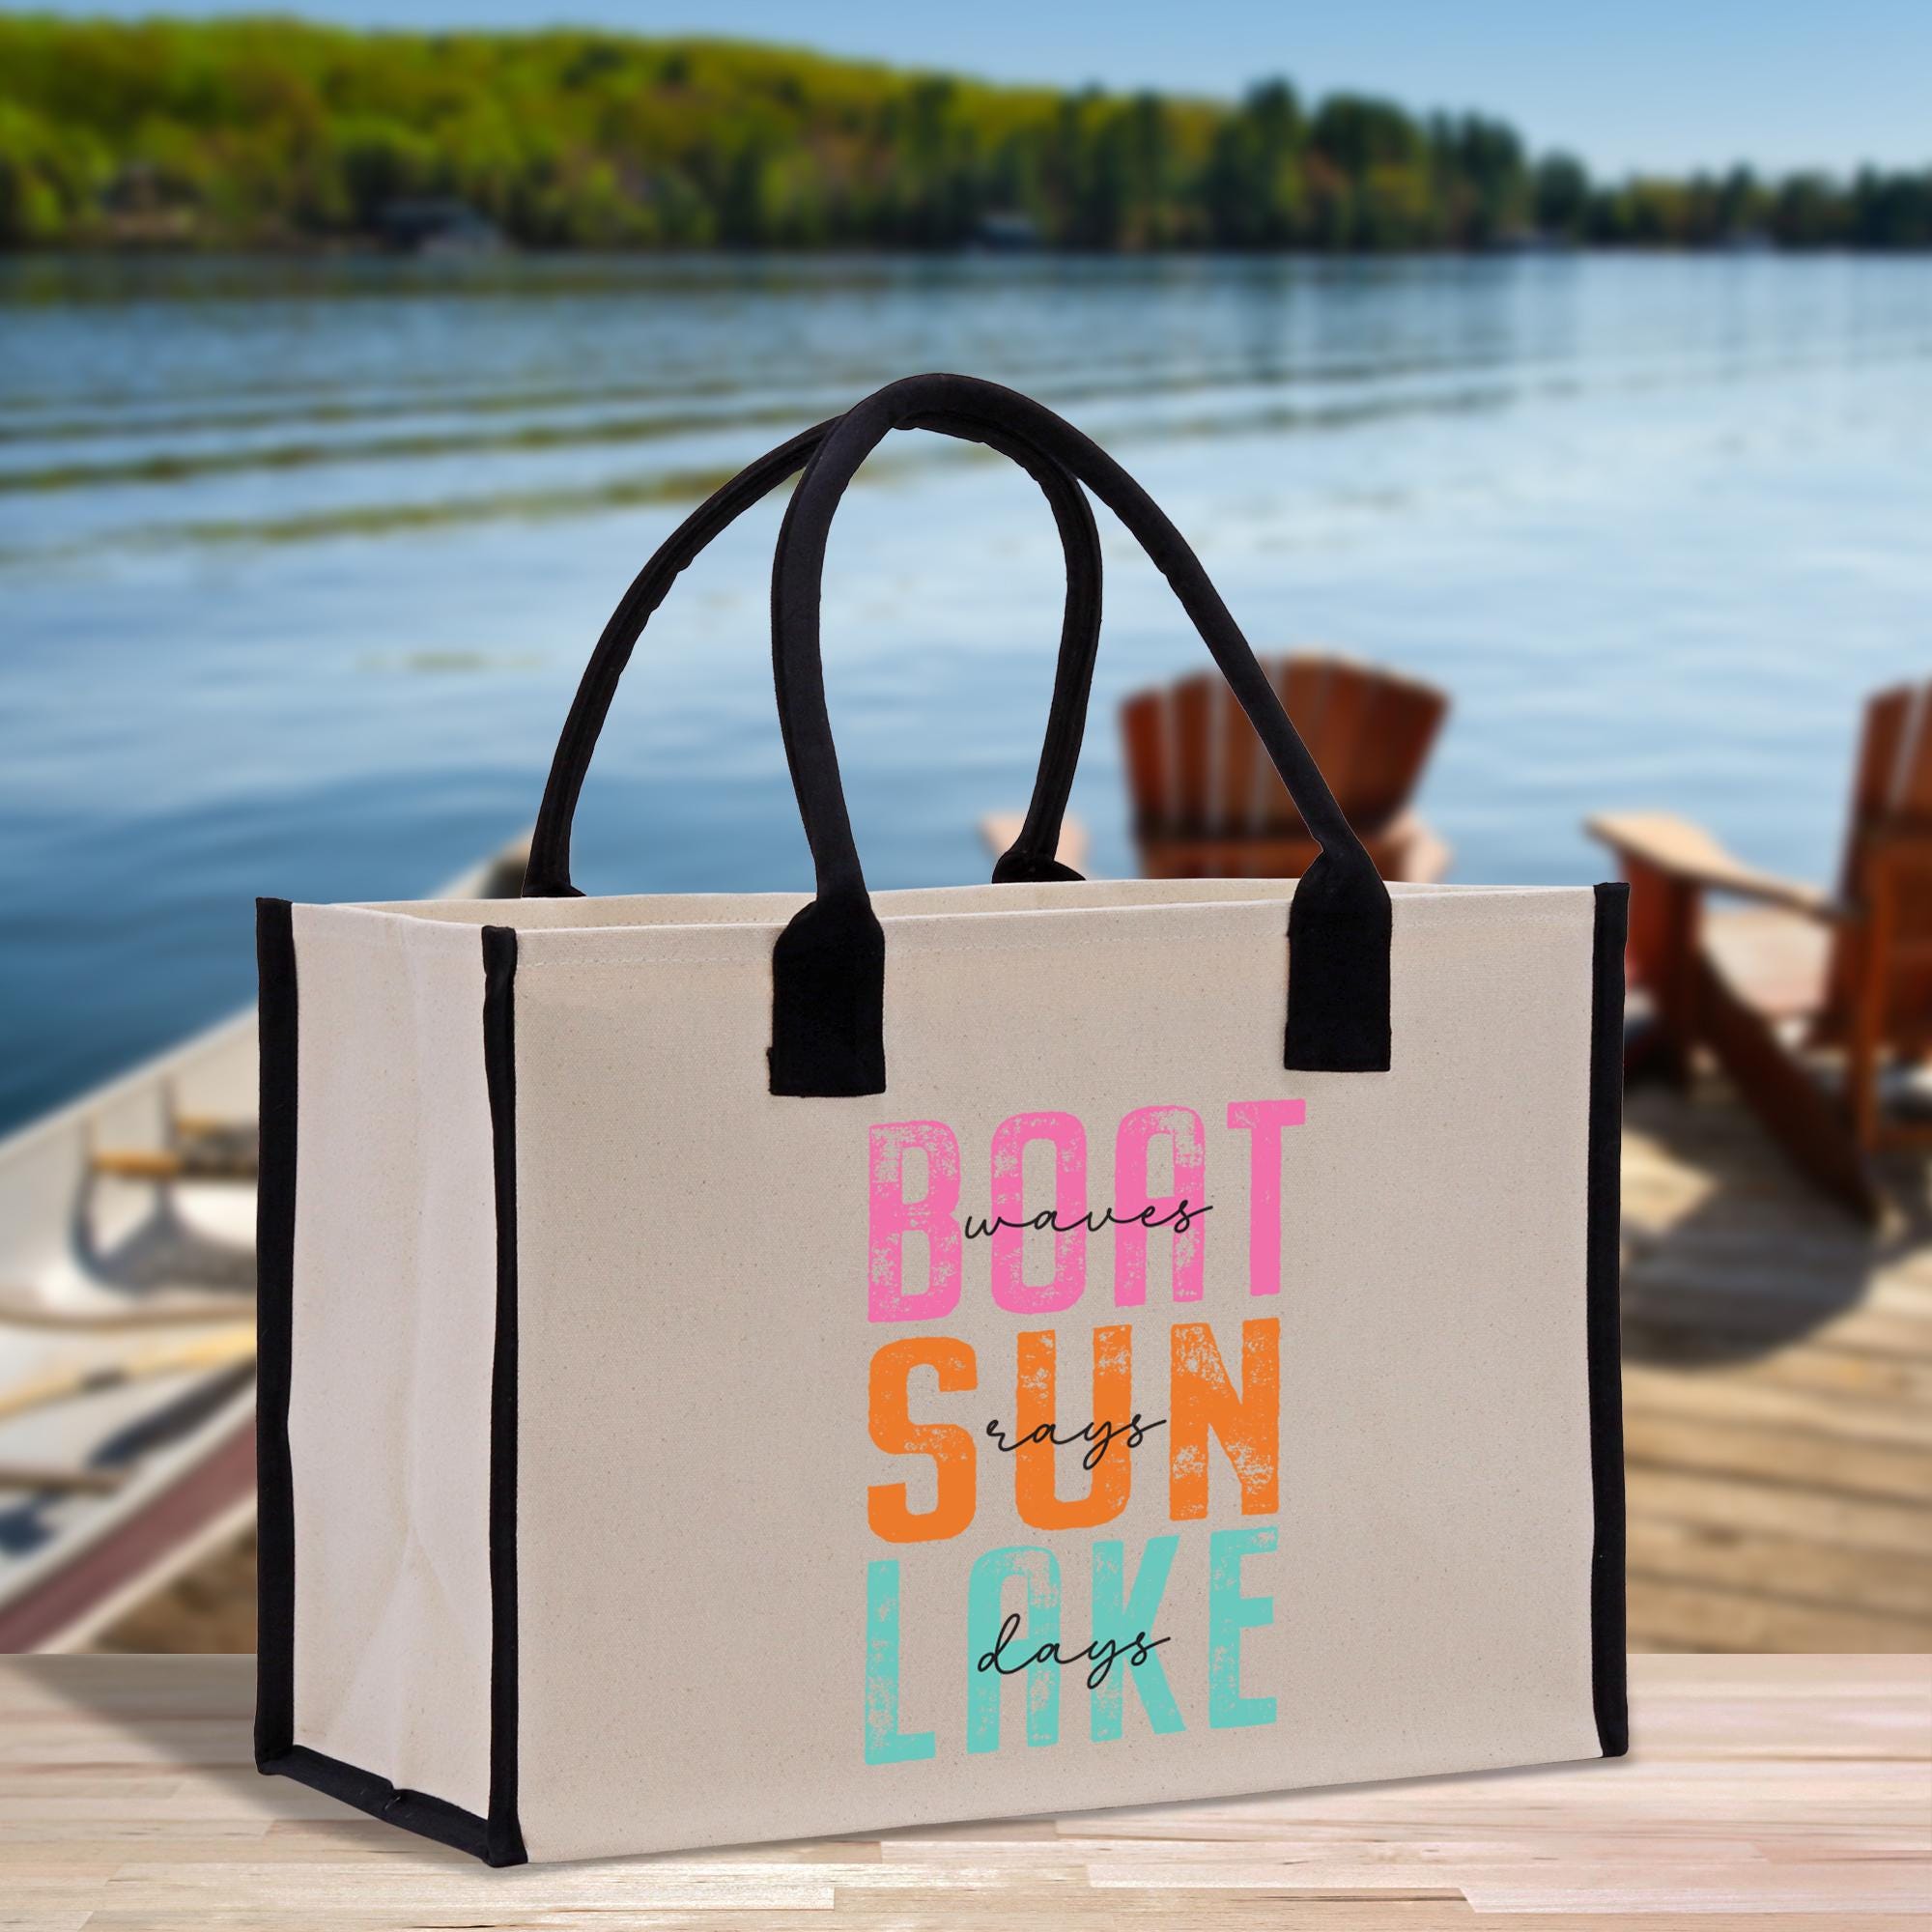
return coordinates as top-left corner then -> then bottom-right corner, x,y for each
16,1 -> 1929,177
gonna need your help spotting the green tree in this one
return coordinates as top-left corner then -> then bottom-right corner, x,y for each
1533,152 -> 1591,239
1204,79 -> 1305,246
0,15 -> 1922,255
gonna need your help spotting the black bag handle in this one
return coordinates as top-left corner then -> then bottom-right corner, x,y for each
767,372 -> 1392,1097
524,412 -> 1102,898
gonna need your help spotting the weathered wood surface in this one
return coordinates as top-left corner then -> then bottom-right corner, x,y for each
0,1654 -> 1924,1928
91,1081 -> 1932,1659
1618,1082 -> 1932,1652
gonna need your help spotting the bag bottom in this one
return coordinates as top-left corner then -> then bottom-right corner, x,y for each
259,1735 -> 1620,1868
257,1745 -> 526,1868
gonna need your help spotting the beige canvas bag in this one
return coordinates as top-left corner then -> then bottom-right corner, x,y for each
255,374 -> 1628,1866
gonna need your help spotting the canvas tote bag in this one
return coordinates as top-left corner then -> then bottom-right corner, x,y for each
255,373 -> 1629,1867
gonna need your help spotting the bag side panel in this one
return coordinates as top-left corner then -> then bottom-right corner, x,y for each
284,907 -> 497,1815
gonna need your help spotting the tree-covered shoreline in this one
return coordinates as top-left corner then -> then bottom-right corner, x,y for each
2,15 -> 1927,253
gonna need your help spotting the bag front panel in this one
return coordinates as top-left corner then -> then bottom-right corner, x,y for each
506,887 -> 1604,1861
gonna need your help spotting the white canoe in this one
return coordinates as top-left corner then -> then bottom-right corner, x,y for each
0,839 -> 529,1650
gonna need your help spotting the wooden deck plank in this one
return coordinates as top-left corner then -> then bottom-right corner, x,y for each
1622,1363 -> 1932,1448
1623,1360 -> 1924,1453
1624,1576 -> 1929,1653
0,1655 -> 1924,1926
1624,1514 -> 1932,1622
1624,1463 -> 1932,1560
1621,1407 -> 1932,1503
1622,1283 -> 1932,1362
1632,1336 -> 1932,1406
1619,1081 -> 1932,1652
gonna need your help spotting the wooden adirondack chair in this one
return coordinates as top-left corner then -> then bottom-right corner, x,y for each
1121,653 -> 1451,881
1589,679 -> 1932,1220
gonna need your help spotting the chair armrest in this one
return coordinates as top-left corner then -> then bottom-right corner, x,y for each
1585,811 -> 1842,921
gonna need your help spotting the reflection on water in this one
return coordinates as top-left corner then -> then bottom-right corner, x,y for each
2,252 -> 1928,1131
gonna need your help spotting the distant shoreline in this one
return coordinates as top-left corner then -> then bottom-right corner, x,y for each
3,18 -> 1927,256
5,249 -> 1921,299
9,220 -> 1926,261
0,238 -> 1895,260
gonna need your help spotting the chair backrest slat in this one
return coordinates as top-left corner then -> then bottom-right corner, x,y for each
1838,686 -> 1914,899
1120,686 -> 1172,831
1892,686 -> 1932,820
1170,673 -> 1216,832
1213,676 -> 1263,838
1354,676 -> 1450,830
1248,658 -> 1331,835
1311,659 -> 1376,814
1825,680 -> 1932,1054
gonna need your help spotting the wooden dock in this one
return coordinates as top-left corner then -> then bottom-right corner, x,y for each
1618,1078 -> 1932,1651
93,1082 -> 1932,1657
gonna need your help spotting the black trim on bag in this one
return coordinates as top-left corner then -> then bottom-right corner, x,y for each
257,1745 -> 497,1861
254,897 -> 298,1767
1587,881 -> 1631,1758
252,906 -> 527,1867
481,924 -> 529,1865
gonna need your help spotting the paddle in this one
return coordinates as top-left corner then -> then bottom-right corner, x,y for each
0,1326 -> 256,1428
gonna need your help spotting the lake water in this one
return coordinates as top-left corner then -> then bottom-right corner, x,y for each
2,252 -> 1928,1134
